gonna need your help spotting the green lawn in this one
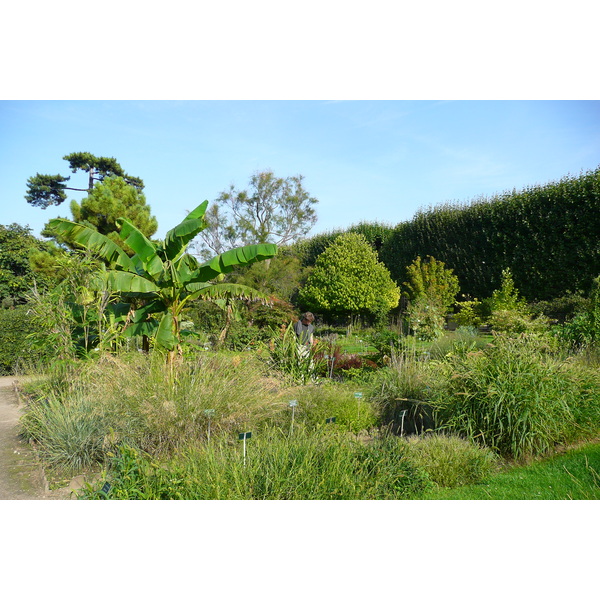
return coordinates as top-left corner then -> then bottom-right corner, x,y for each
424,441 -> 600,500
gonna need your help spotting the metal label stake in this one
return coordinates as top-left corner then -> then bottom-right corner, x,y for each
399,409 -> 407,437
289,400 -> 298,434
204,409 -> 215,442
354,392 -> 363,420
239,431 -> 252,466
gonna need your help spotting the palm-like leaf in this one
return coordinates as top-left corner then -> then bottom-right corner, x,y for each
186,282 -> 273,304
194,243 -> 277,281
47,219 -> 134,270
117,218 -> 164,278
105,270 -> 160,294
164,200 -> 209,261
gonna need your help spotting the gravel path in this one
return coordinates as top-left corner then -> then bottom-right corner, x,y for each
0,376 -> 71,500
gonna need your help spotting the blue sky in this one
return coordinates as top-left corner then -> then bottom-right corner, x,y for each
1,100 -> 599,242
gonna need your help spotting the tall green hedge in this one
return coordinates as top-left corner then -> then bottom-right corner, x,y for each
379,167 -> 600,301
293,221 -> 394,267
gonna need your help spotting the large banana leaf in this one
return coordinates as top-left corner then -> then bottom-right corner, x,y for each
176,254 -> 201,285
156,312 -> 177,350
122,320 -> 159,338
117,218 -> 164,278
164,200 -> 209,261
105,270 -> 161,294
185,282 -> 273,304
193,243 -> 277,282
47,219 -> 135,271
131,299 -> 167,322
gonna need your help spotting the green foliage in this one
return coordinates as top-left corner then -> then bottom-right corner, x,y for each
262,322 -> 324,384
529,291 -> 590,324
425,441 -> 600,500
428,334 -> 600,459
20,391 -> 107,475
67,176 -> 157,245
404,255 -> 460,311
368,348 -> 435,434
282,382 -> 380,433
0,306 -> 52,375
292,221 -> 394,268
379,167 -> 600,302
485,269 -> 549,334
0,223 -> 54,305
225,253 -> 307,302
26,253 -> 126,358
194,170 -> 318,258
298,232 -> 400,323
20,352 -> 286,462
403,256 -> 460,341
454,299 -> 484,328
399,433 -> 498,489
488,268 -> 527,312
25,152 -> 143,209
555,276 -> 600,349
405,295 -> 447,341
46,201 -> 277,359
80,430 -> 430,500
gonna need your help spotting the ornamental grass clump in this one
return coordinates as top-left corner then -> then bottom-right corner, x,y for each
428,334 -> 600,460
398,433 -> 498,488
20,391 -> 107,475
20,351 -> 287,471
81,428 -> 431,500
276,381 -> 380,434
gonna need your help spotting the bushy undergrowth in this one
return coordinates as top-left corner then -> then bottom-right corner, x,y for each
276,382 -> 380,434
20,352 -> 287,471
427,334 -> 600,459
19,325 -> 600,491
20,351 -> 384,475
398,433 -> 498,488
80,428 -> 431,500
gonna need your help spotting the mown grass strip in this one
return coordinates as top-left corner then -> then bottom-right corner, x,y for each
424,442 -> 600,500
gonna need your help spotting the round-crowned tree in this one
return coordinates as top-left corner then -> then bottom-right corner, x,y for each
298,232 -> 400,324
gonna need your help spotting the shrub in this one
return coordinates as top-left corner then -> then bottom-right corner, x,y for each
454,299 -> 484,328
554,276 -> 600,349
367,349 -> 435,435
20,392 -> 107,475
0,306 -> 52,375
260,322 -> 325,384
427,334 -> 600,459
399,433 -> 498,488
279,382 -> 380,434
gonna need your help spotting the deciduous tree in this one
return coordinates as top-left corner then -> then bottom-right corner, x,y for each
298,232 -> 400,324
194,170 -> 318,258
0,223 -> 54,306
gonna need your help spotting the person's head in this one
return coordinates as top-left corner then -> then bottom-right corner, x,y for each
301,312 -> 315,324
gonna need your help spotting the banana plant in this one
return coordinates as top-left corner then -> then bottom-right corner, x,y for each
47,201 -> 278,362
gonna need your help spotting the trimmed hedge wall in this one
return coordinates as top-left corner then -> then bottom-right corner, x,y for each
378,167 -> 600,301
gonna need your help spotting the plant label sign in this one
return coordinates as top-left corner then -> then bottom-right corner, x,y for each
101,482 -> 111,494
326,417 -> 336,424
289,400 -> 298,408
354,392 -> 363,399
204,409 -> 216,417
239,432 -> 252,440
